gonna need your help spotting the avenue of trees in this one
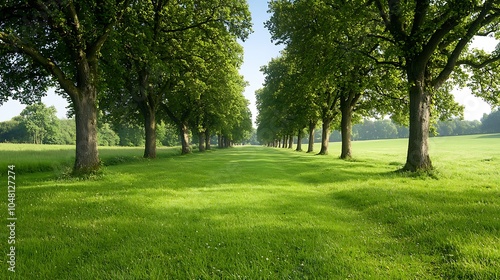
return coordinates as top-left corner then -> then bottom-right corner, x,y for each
258,0 -> 500,171
0,0 -> 253,174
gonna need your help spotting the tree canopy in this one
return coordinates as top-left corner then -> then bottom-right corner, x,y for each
258,0 -> 500,171
1,0 -> 253,174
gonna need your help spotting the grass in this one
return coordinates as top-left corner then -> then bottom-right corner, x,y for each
0,134 -> 499,279
0,144 -> 182,174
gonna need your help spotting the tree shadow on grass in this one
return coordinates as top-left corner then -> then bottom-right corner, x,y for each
331,187 -> 500,278
477,133 -> 500,139
12,145 -> 500,278
118,146 -> 400,190
12,181 -> 441,279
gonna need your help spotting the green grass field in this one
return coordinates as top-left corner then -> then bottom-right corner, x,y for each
1,134 -> 499,279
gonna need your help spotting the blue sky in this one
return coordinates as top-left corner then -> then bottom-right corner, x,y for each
240,0 -> 284,124
0,1 -> 493,123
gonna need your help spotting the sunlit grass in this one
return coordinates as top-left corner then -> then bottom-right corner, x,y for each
0,134 -> 499,278
0,144 -> 181,174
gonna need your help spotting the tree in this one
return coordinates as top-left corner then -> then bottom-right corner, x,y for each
267,0 -> 403,158
19,103 -> 59,144
57,119 -> 76,145
0,117 -> 27,143
256,53 -> 321,152
481,109 -> 500,133
100,0 -> 251,157
97,123 -> 120,146
0,1 -> 130,174
371,0 -> 500,171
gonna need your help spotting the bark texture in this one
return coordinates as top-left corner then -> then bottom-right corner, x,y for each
403,79 -> 433,171
318,120 -> 330,155
340,96 -> 355,159
142,108 -> 157,159
205,129 -> 211,150
73,90 -> 100,174
307,121 -> 315,153
198,131 -> 206,152
180,123 -> 191,154
340,107 -> 352,159
296,129 -> 303,152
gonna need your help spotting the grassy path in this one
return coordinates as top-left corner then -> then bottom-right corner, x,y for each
1,134 -> 499,278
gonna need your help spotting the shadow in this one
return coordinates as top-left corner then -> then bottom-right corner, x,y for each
6,145 -> 500,278
477,133 -> 500,139
10,169 -> 500,279
331,187 -> 500,278
120,146 -> 398,190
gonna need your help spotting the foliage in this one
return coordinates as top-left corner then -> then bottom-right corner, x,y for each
0,0 -> 132,174
0,117 -> 28,143
98,123 -> 120,146
18,103 -> 59,144
263,0 -> 408,157
99,0 -> 253,156
156,122 -> 181,147
481,109 -> 500,133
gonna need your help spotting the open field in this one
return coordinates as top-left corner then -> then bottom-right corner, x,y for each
1,134 -> 499,279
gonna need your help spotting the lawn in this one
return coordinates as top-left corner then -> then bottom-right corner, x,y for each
1,134 -> 499,279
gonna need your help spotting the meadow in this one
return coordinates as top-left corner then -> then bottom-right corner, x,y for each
0,134 -> 499,279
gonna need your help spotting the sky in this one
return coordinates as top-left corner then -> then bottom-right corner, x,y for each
0,1 -> 495,123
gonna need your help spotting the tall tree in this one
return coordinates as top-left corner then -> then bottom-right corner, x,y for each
371,0 -> 500,171
19,103 -> 59,144
100,0 -> 251,157
0,0 -> 129,174
267,1 -> 394,157
257,53 -> 320,151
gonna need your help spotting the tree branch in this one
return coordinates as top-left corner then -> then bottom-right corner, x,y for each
432,1 -> 499,88
33,1 -> 75,51
160,102 -> 180,126
373,0 -> 390,29
410,0 -> 430,38
387,0 -> 408,41
458,54 -> 500,69
362,50 -> 403,68
0,31 -> 78,98
162,17 -> 218,34
416,11 -> 462,71
367,34 -> 396,44
87,0 -> 131,60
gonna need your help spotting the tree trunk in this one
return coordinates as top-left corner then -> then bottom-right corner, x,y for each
403,79 -> 432,171
318,119 -> 330,155
73,91 -> 100,174
340,99 -> 353,159
205,129 -> 211,150
282,135 -> 287,148
198,131 -> 205,152
296,129 -> 303,152
307,121 -> 315,153
288,135 -> 293,149
143,108 -> 157,159
179,122 -> 191,154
